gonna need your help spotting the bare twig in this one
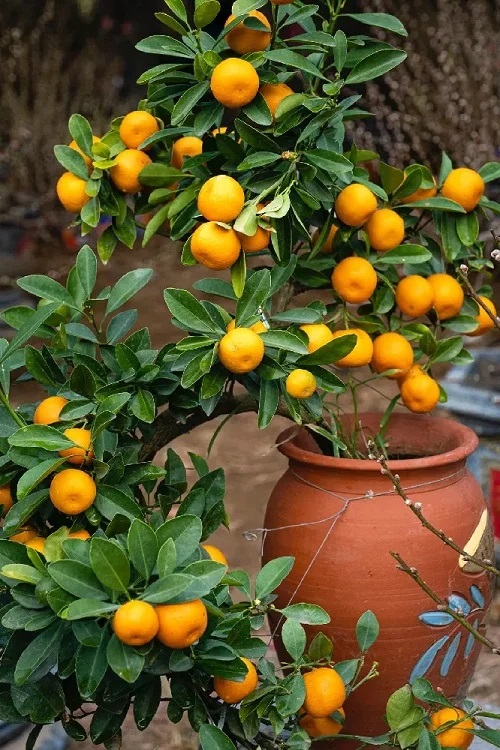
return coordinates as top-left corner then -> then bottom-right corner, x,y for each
457,267 -> 500,331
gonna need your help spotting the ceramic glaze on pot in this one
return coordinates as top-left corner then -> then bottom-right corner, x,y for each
263,414 -> 493,741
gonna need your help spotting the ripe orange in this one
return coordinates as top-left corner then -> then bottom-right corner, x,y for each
113,600 -> 159,646
331,328 -> 373,367
332,257 -> 378,304
237,205 -> 270,253
202,544 -> 229,567
285,369 -> 317,399
0,486 -> 13,517
399,369 -> 440,413
312,225 -> 339,253
10,528 -> 36,543
56,172 -> 90,213
427,274 -> 464,320
191,223 -> 241,270
59,428 -> 94,466
225,11 -> 271,55
119,110 -> 159,150
227,319 -> 267,334
69,529 -> 91,540
171,136 -> 203,170
400,177 -> 437,204
214,658 -> 258,703
302,667 -> 346,719
69,135 -> 101,170
110,149 -> 152,194
371,332 -> 414,379
259,82 -> 294,119
429,707 -> 474,750
33,396 -> 69,426
211,58 -> 260,109
466,296 -> 497,337
365,208 -> 405,252
197,175 -> 245,223
218,328 -> 265,374
49,469 -> 97,515
335,184 -> 377,227
26,537 -> 46,555
395,276 -> 435,318
156,599 -> 208,649
299,708 -> 345,738
300,324 -> 334,353
441,168 -> 485,212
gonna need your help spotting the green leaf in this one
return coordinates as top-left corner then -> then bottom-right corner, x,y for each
304,150 -> 353,174
271,308 -> 322,324
343,12 -> 407,36
264,49 -> 326,80
373,244 -> 432,265
279,603 -> 330,625
16,458 -> 66,501
0,302 -> 61,366
25,345 -> 65,387
1,564 -> 43,585
130,389 -> 156,423
399,197 -> 465,212
107,634 -> 145,683
260,330 -> 308,355
69,113 -> 94,156
430,336 -> 464,364
139,164 -> 182,188
75,245 -> 97,299
54,145 -> 89,181
156,515 -> 203,565
238,152 -> 281,171
379,162 -> 404,194
3,489 -> 49,534
154,11 -> 187,35
258,379 -> 279,430
48,560 -> 107,600
133,676 -> 162,730
11,674 -> 65,723
165,0 -> 188,23
141,573 -> 192,604
346,48 -> 407,84
256,556 -> 294,599
281,618 -> 306,661
418,729 -> 441,750
90,538 -> 130,593
235,269 -> 271,327
17,275 -> 77,308
479,162 -> 500,183
76,629 -> 109,699
172,82 -> 210,125
195,1 -> 221,29
386,685 -> 416,731
199,724 -> 237,750
157,538 -> 177,578
234,119 -> 281,153
128,520 -> 158,581
333,29 -> 347,72
194,278 -> 237,300
142,204 -> 170,247
164,288 -> 221,334
297,335 -> 356,366
14,621 -> 66,685
456,213 -> 479,246
356,610 -> 380,652
105,269 -> 153,316
8,424 -> 74,451
95,485 -> 143,521
65,599 -> 118,621
230,251 -> 246,299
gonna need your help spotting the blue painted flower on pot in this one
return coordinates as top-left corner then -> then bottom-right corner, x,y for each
410,585 -> 486,683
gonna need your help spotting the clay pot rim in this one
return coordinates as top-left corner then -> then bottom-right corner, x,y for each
277,413 -> 479,471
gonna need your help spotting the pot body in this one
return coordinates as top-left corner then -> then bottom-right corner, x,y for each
263,414 -> 493,740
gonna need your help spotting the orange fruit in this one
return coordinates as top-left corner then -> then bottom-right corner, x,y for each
237,205 -> 270,253
218,328 -> 265,374
227,319 -> 267,334
331,329 -> 373,367
225,11 -> 271,55
400,177 -> 437,204
312,225 -> 339,253
113,600 -> 159,646
395,276 -> 435,318
399,370 -> 440,413
10,528 -> 37,544
427,274 -> 464,320
302,667 -> 346,719
156,599 -> 208,649
371,332 -> 414,379
191,223 -> 241,270
110,148 -> 152,194
441,168 -> 485,212
365,208 -> 405,252
299,324 -> 334,353
49,469 -> 97,515
33,396 -> 69,426
119,110 -> 159,150
171,136 -> 203,169
197,175 -> 245,223
69,529 -> 91,540
202,544 -> 228,567
69,135 -> 101,170
59,428 -> 94,466
285,369 -> 317,399
335,184 -> 377,227
0,486 -> 13,517
212,127 -> 228,137
299,708 -> 345,738
466,296 -> 497,337
429,707 -> 474,750
211,58 -> 260,109
332,257 -> 378,304
26,537 -> 46,555
259,82 -> 294,119
214,658 -> 258,703
56,172 -> 90,213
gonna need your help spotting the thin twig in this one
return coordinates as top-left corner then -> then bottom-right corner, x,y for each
457,267 -> 500,331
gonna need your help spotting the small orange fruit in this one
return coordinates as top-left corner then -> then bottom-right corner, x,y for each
26,537 -> 46,555
302,667 -> 346,719
49,469 -> 97,515
312,225 -> 339,253
171,136 -> 203,169
191,223 -> 241,270
227,319 -> 267,334
259,82 -> 294,119
395,276 -> 435,318
335,184 -> 377,227
33,396 -> 69,426
331,329 -> 373,367
441,168 -> 485,212
225,10 -> 271,55
69,135 -> 101,170
371,332 -> 414,379
56,172 -> 90,214
10,528 -> 37,544
466,296 -> 497,337
0,486 -> 13,517
365,208 -> 405,252
218,328 -> 265,374
429,707 -> 474,750
285,369 -> 317,399
119,110 -> 159,150
399,370 -> 440,413
59,428 -> 94,466
113,600 -> 159,646
427,274 -> 464,320
211,58 -> 260,109
299,708 -> 345,738
332,257 -> 378,304
400,177 -> 437,204
110,148 -> 152,194
202,544 -> 229,567
299,324 -> 334,353
197,175 -> 245,223
69,529 -> 91,540
214,658 -> 258,703
156,599 -> 208,649
237,205 -> 271,253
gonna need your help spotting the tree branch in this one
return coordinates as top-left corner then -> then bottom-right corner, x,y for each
456,267 -> 500,331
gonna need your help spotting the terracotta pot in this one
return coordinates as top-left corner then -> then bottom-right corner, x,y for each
263,413 -> 494,742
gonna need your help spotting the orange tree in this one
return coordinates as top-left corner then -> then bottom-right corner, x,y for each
0,0 -> 499,748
